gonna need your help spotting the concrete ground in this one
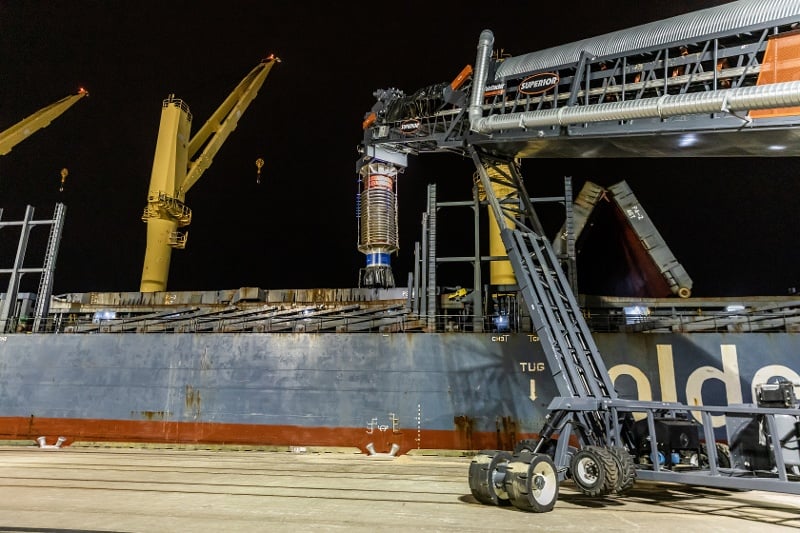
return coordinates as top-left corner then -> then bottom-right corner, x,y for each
0,444 -> 798,532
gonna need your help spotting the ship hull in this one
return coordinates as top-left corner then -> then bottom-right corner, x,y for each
1,331 -> 798,453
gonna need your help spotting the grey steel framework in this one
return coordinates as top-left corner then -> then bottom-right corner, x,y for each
363,0 -> 800,160
357,0 -> 800,512
0,203 -> 66,333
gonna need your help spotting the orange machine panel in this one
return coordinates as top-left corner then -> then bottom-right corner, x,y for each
751,31 -> 800,119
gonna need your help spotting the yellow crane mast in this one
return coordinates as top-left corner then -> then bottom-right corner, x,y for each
139,55 -> 279,293
0,88 -> 88,156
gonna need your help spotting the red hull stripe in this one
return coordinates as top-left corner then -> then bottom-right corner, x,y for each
0,417 -> 535,454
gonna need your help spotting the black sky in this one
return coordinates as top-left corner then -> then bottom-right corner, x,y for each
1,0 -> 797,297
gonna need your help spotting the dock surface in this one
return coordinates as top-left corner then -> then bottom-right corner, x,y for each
0,446 -> 798,532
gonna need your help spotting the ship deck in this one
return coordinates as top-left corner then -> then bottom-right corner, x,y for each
35,287 -> 800,334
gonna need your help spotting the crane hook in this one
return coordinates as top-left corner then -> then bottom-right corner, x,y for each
255,157 -> 264,184
59,168 -> 68,192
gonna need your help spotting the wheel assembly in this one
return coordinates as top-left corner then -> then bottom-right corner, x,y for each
716,443 -> 731,468
569,446 -> 618,497
608,446 -> 637,494
700,442 -> 732,468
513,439 -> 538,455
504,452 -> 559,513
468,450 -> 512,506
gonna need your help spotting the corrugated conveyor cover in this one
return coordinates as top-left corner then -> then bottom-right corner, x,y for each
495,0 -> 800,78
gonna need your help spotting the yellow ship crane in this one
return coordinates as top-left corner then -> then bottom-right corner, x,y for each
140,54 -> 279,293
0,88 -> 88,156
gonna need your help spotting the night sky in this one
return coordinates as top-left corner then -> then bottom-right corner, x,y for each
1,0 -> 798,298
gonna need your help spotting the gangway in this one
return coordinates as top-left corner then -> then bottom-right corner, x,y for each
357,0 -> 800,512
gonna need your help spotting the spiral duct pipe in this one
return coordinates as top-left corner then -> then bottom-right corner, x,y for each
472,81 -> 800,134
468,30 -> 495,131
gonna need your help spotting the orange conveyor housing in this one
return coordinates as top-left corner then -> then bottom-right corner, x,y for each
751,31 -> 800,118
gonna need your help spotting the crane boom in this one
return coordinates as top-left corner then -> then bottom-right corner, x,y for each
182,55 -> 279,194
0,88 -> 88,156
140,55 -> 279,293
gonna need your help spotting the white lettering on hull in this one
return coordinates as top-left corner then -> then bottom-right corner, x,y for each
685,344 -> 742,426
657,344 -> 678,403
607,343 -> 800,427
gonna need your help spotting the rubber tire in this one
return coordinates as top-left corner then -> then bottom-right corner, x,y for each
608,446 -> 637,494
569,446 -> 618,497
716,443 -> 731,468
468,450 -> 512,506
514,439 -> 538,455
700,442 -> 732,469
504,452 -> 559,513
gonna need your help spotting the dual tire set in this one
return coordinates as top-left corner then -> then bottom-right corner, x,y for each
468,445 -> 637,513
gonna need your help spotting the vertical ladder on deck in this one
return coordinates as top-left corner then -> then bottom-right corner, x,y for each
562,177 -> 578,295
426,184 -> 438,331
33,203 -> 66,332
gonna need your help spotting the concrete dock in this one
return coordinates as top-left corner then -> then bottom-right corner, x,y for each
0,445 -> 798,532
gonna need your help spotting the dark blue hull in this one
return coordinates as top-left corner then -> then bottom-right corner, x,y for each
1,331 -> 796,452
